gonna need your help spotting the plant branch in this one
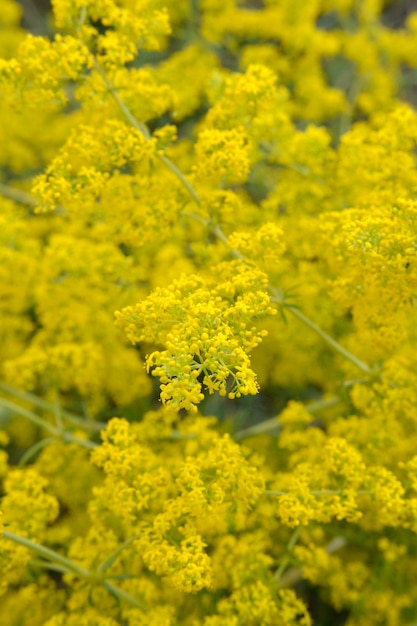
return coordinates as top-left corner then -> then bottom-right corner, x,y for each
278,536 -> 346,588
0,382 -> 106,431
235,396 -> 341,440
0,183 -> 38,207
93,60 -> 151,140
3,531 -> 147,611
273,527 -> 300,582
158,153 -> 201,206
0,396 -> 96,450
93,59 -> 202,207
3,530 -> 92,579
18,438 -> 56,466
282,304 -> 374,375
0,183 -> 65,214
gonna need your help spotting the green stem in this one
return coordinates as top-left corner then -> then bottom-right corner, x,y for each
278,535 -> 346,588
18,437 -> 56,466
104,580 -> 147,611
29,558 -> 70,574
212,225 -> 245,260
158,153 -> 201,205
0,397 -> 96,450
0,184 -> 37,207
93,59 -> 150,139
180,210 -> 207,226
273,527 -> 300,582
0,183 -> 65,214
342,378 -> 370,388
97,535 -> 141,573
235,396 -> 340,440
61,432 -> 97,449
53,390 -> 63,430
94,60 -> 202,207
0,382 -> 105,431
0,396 -> 58,434
180,213 -> 243,260
78,5 -> 87,29
279,303 -> 373,375
3,531 -> 148,611
235,417 -> 281,441
3,530 -> 92,579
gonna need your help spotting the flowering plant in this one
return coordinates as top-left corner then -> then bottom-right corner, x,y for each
2,1 -> 417,624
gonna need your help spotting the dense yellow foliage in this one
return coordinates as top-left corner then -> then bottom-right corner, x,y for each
1,0 -> 417,624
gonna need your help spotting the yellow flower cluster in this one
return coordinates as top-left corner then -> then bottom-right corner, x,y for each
0,469 -> 59,596
0,34 -> 91,108
69,418 -> 265,596
3,0 -> 417,624
203,583 -> 311,626
32,119 -> 155,211
52,0 -> 171,64
193,127 -> 250,185
228,223 -> 285,269
116,262 -> 275,410
1,219 -> 151,410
